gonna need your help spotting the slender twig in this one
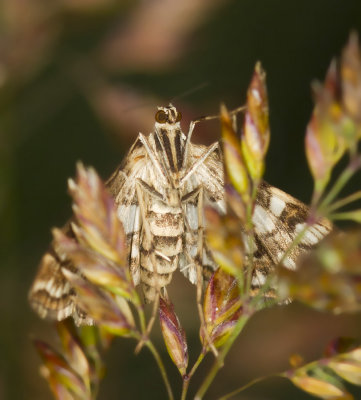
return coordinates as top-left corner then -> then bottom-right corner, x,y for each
329,210 -> 361,222
181,352 -> 205,400
135,293 -> 160,354
250,280 -> 279,310
145,341 -> 174,400
318,156 -> 361,211
245,183 -> 259,295
134,303 -> 174,400
278,224 -> 309,266
194,314 -> 251,400
230,104 -> 247,116
135,303 -> 147,335
249,221 -> 309,307
217,374 -> 277,400
324,190 -> 361,213
145,292 -> 160,336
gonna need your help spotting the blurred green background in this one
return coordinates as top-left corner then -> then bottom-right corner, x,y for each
1,0 -> 361,399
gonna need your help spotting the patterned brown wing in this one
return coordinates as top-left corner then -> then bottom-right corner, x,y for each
250,181 -> 332,289
28,223 -> 93,325
106,136 -> 148,291
29,136 -> 146,323
180,141 -> 226,283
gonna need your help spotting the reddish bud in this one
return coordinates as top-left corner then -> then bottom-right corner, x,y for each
290,375 -> 350,399
68,163 -> 127,266
53,228 -> 136,303
205,207 -> 245,277
201,268 -> 242,349
34,340 -> 89,399
221,104 -> 250,201
159,297 -> 188,377
241,62 -> 270,181
56,321 -> 90,392
62,269 -> 134,336
341,32 -> 361,123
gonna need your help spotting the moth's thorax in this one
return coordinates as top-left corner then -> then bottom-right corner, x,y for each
153,126 -> 186,185
154,121 -> 182,131
163,187 -> 181,207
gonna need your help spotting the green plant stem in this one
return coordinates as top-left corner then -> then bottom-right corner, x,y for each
244,230 -> 254,295
245,223 -> 254,295
324,190 -> 361,213
217,375 -> 275,400
319,157 -> 361,212
250,279 -> 279,309
135,296 -> 157,354
181,352 -> 205,400
145,340 -> 174,400
133,306 -> 174,400
279,224 -> 308,266
244,183 -> 258,296
229,104 -> 247,116
194,314 -> 251,400
329,210 -> 361,222
136,304 -> 147,334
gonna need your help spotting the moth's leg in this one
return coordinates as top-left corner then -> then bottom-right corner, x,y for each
180,142 -> 219,187
138,133 -> 168,185
137,178 -> 164,201
180,186 -> 203,278
135,180 -> 161,347
182,186 -> 218,356
182,104 -> 247,167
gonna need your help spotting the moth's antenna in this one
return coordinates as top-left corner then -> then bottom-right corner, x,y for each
169,82 -> 209,104
119,102 -> 155,113
116,82 -> 210,114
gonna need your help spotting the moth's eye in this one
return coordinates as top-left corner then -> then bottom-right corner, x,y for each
176,111 -> 182,122
155,110 -> 168,123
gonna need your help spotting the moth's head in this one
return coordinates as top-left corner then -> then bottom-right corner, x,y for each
155,105 -> 182,126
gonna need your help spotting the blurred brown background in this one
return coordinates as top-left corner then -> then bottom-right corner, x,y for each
1,0 -> 361,399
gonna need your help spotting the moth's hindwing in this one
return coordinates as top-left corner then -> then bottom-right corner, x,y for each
29,250 -> 74,320
28,230 -> 93,326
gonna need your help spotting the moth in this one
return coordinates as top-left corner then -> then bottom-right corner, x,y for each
29,104 -> 332,325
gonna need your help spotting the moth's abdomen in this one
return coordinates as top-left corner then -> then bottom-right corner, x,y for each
140,200 -> 184,301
